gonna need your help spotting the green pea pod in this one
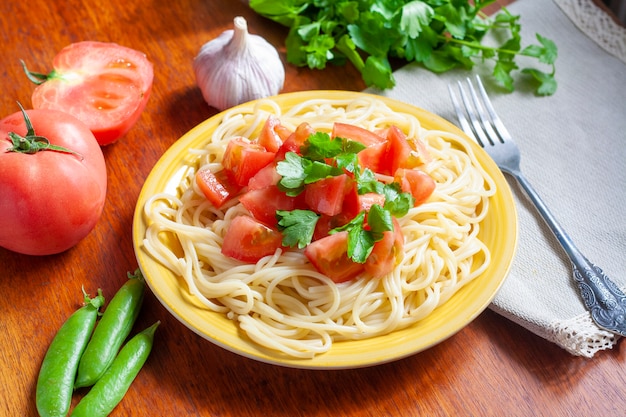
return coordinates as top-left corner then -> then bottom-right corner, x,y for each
71,321 -> 160,417
36,289 -> 105,417
75,269 -> 145,388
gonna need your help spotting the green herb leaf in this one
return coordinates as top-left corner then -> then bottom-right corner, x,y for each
250,0 -> 559,95
276,152 -> 310,195
276,209 -> 320,249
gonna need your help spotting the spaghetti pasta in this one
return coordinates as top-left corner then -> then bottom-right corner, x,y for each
141,97 -> 496,358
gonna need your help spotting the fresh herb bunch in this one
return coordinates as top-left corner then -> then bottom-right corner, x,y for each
249,0 -> 558,95
275,132 -> 414,263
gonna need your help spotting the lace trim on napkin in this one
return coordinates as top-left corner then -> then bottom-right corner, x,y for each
549,314 -> 619,358
553,0 -> 626,63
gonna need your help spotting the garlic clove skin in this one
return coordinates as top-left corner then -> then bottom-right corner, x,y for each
193,16 -> 285,111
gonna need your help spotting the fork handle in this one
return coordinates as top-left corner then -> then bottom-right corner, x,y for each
510,170 -> 626,335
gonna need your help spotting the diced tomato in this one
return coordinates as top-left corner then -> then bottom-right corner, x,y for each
247,162 -> 281,190
294,122 -> 316,144
394,168 -> 436,206
257,115 -> 284,153
332,122 -> 385,146
275,122 -> 315,160
274,124 -> 293,142
385,125 -> 413,175
364,218 -> 404,278
221,216 -> 283,263
313,213 -> 351,241
240,185 -> 299,227
304,232 -> 364,283
222,137 -> 275,187
358,193 -> 386,212
357,141 -> 388,174
384,125 -> 434,174
337,180 -> 360,219
275,136 -> 300,161
341,187 -> 385,221
196,168 -> 241,209
304,174 -> 353,217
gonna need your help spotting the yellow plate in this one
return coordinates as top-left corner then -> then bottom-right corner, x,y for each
132,91 -> 517,369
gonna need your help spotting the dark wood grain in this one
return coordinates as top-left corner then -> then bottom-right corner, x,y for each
1,0 -> 624,416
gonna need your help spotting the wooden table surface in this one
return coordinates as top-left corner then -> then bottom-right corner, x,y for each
1,0 -> 624,416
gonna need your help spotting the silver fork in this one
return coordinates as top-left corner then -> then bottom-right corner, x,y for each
448,75 -> 626,337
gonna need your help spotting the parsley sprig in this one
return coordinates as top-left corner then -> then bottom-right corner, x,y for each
275,132 -> 414,263
249,0 -> 558,95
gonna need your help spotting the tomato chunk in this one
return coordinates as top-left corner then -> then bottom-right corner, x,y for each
222,216 -> 283,263
247,162 -> 281,191
222,137 -> 275,187
385,125 -> 414,175
332,122 -> 385,146
364,218 -> 404,278
304,174 -> 353,217
196,168 -> 240,209
304,232 -> 364,283
312,213 -> 351,241
257,115 -> 284,153
240,186 -> 300,227
357,141 -> 388,174
394,168 -> 436,206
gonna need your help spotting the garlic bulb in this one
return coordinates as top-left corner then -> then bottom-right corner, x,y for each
193,16 -> 285,111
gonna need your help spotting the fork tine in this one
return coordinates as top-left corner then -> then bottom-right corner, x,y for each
465,77 -> 500,146
455,79 -> 493,147
472,75 -> 513,143
447,83 -> 477,143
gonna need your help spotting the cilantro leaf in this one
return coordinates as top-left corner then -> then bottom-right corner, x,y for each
276,209 -> 320,249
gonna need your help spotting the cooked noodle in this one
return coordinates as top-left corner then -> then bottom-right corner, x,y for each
142,97 -> 496,358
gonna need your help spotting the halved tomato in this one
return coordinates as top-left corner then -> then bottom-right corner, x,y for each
222,216 -> 283,263
304,231 -> 364,283
222,137 -> 275,187
26,41 -> 154,146
394,168 -> 436,206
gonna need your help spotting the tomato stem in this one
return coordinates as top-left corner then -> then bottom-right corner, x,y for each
20,60 -> 50,85
6,103 -> 84,159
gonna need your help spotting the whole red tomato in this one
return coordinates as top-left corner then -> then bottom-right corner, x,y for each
25,41 -> 154,146
0,108 -> 107,255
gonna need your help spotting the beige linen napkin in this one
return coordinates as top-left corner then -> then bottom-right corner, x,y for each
367,0 -> 626,357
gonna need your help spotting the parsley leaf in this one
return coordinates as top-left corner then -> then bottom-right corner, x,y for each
274,126 -> 414,264
276,209 -> 320,249
250,0 -> 558,95
277,151 -> 343,195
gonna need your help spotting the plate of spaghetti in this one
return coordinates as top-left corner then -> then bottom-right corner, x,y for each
133,90 -> 517,369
